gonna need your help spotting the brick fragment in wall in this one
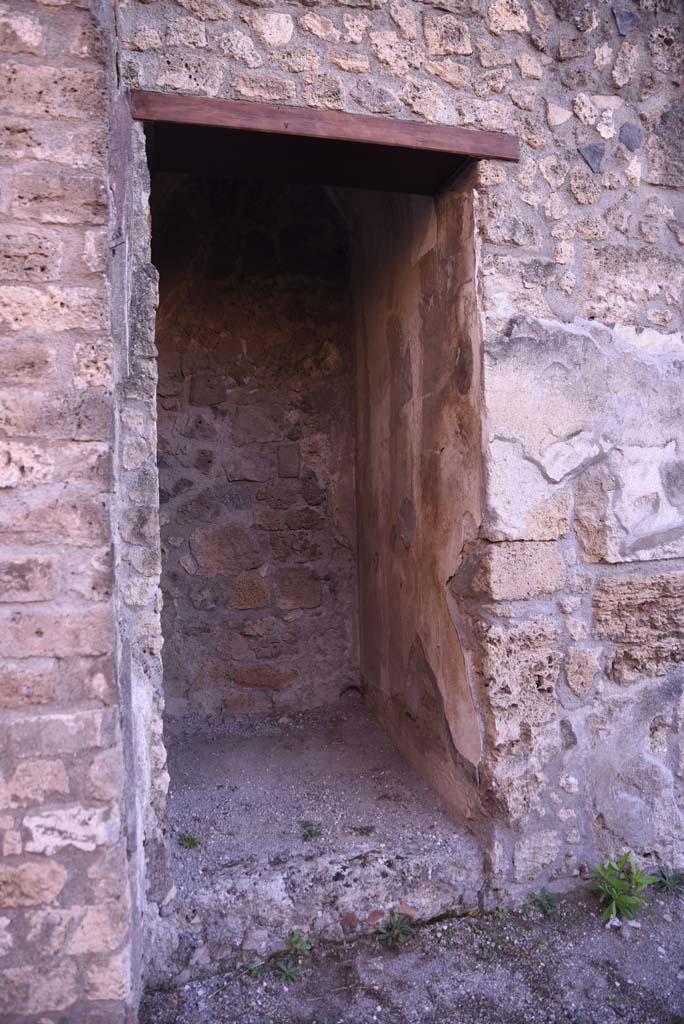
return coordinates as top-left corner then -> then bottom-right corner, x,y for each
232,664 -> 297,691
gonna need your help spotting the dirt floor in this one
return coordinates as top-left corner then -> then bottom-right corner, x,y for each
142,888 -> 684,1024
161,696 -> 482,970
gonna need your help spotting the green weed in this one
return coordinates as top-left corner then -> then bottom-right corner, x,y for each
586,851 -> 658,922
178,832 -> 200,849
531,888 -> 560,920
274,959 -> 299,983
300,819 -> 322,842
655,866 -> 684,895
285,928 -> 312,958
375,910 -> 415,947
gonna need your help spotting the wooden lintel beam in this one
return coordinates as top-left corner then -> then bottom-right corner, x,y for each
129,89 -> 520,163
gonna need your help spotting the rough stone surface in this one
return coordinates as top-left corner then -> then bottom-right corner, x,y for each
156,180 -> 357,720
6,0 -> 684,1017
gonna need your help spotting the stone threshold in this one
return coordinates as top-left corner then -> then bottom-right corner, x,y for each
158,695 -> 484,984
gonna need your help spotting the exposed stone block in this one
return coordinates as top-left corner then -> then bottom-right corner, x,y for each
0,605 -> 112,658
0,228 -> 62,282
423,15 -> 472,55
231,71 -> 296,102
156,53 -> 224,94
276,567 -> 322,610
0,285 -> 108,333
246,12 -> 293,47
593,572 -> 684,682
0,916 -> 12,957
0,759 -> 69,808
85,948 -> 131,1001
0,10 -> 44,55
645,103 -> 684,189
10,172 -> 106,225
0,339 -> 56,385
86,748 -> 123,803
176,0 -> 233,19
487,0 -> 529,34
0,659 -> 57,708
300,12 -> 340,41
0,558 -> 58,602
26,901 -> 128,955
565,646 -> 601,699
0,860 -> 67,908
190,524 -> 264,576
478,617 -> 560,748
277,443 -> 300,479
166,17 -> 206,47
230,573 -> 270,610
0,491 -> 110,546
0,63 -> 105,119
0,960 -> 78,1015
0,117 -> 106,170
474,541 -> 566,601
10,708 -> 116,757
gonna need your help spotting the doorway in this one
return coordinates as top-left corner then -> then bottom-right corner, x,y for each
131,93 -> 512,981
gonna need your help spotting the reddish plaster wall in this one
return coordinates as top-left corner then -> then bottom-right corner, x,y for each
347,186 -> 486,825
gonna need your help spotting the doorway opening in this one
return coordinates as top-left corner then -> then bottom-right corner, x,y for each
136,95 -> 517,979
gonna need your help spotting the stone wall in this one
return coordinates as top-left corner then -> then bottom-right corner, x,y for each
154,177 -> 358,721
2,0 -> 684,1016
116,0 -> 684,891
0,0 -> 138,1018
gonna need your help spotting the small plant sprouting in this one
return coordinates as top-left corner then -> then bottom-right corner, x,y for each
494,905 -> 509,921
285,929 -> 312,958
300,820 -> 322,842
531,888 -> 560,920
178,832 -> 200,849
274,959 -> 299,983
586,851 -> 658,922
655,866 -> 684,895
375,910 -> 416,948
350,824 -> 376,836
245,961 -> 268,979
